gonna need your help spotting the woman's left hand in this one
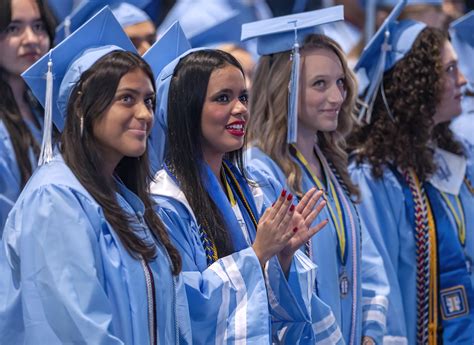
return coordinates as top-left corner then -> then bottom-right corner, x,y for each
277,187 -> 328,273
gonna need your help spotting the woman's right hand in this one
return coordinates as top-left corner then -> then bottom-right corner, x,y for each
252,189 -> 298,267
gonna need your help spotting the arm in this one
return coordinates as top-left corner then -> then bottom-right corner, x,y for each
1,185 -> 122,344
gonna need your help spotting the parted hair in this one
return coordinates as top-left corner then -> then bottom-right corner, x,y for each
0,0 -> 56,187
61,51 -> 181,274
350,27 -> 463,181
248,33 -> 360,199
165,49 -> 247,258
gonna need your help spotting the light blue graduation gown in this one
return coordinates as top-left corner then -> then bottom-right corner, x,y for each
0,154 -> 192,344
350,144 -> 474,345
450,96 -> 474,146
245,146 -> 389,345
150,167 -> 344,344
0,114 -> 42,232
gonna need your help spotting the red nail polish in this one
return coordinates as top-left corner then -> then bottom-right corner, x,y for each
281,189 -> 287,198
287,193 -> 293,201
293,227 -> 298,233
271,202 -> 275,207
290,204 -> 295,212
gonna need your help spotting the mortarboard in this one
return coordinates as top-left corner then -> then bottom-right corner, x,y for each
449,11 -> 474,89
241,6 -> 344,144
23,6 -> 136,165
143,22 -> 193,172
55,0 -> 151,44
355,0 -> 427,122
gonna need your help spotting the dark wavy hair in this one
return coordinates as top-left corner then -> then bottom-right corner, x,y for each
166,49 -> 246,258
61,51 -> 181,274
0,0 -> 56,187
350,27 -> 463,181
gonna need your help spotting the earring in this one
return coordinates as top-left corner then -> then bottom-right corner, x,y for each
80,115 -> 84,137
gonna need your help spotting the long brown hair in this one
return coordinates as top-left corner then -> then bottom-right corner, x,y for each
350,27 -> 464,181
0,0 -> 56,187
61,51 -> 181,274
248,33 -> 360,199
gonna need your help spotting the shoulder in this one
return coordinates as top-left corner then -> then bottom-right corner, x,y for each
349,160 -> 403,196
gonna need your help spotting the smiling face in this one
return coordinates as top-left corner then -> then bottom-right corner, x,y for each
298,47 -> 346,134
0,0 -> 50,76
200,64 -> 249,161
433,40 -> 467,125
93,68 -> 155,170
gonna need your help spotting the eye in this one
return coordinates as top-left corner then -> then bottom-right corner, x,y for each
238,93 -> 248,105
144,96 -> 155,108
313,79 -> 325,88
336,78 -> 346,87
215,94 -> 230,103
4,24 -> 20,35
120,95 -> 134,104
32,21 -> 46,33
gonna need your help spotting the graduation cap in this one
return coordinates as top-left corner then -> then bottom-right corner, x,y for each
449,11 -> 474,89
22,6 -> 136,165
377,0 -> 442,7
157,0 -> 243,48
55,0 -> 151,44
355,0 -> 426,122
143,22 -> 193,172
241,6 -> 344,144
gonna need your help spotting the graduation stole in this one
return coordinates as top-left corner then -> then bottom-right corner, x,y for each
201,160 -> 259,266
399,168 -> 474,344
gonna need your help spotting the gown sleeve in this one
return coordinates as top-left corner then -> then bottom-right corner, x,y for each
0,184 -> 123,345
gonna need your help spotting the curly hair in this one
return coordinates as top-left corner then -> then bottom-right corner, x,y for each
350,27 -> 463,181
248,33 -> 360,199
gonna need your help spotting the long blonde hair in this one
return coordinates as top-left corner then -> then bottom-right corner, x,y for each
248,33 -> 359,199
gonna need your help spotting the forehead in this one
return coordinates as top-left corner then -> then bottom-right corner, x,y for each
441,40 -> 458,64
301,47 -> 343,71
117,68 -> 153,90
124,21 -> 155,38
10,0 -> 41,21
207,65 -> 245,91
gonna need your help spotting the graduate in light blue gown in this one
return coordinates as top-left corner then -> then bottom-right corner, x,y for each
0,0 -> 56,231
241,7 -> 389,345
349,1 -> 474,343
0,8 -> 191,344
144,25 -> 345,343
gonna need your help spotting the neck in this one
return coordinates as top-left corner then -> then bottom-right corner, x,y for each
203,150 -> 224,181
296,124 -> 318,159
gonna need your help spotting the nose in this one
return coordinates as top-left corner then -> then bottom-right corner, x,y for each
457,68 -> 467,88
138,41 -> 151,56
232,98 -> 249,117
328,83 -> 345,105
22,25 -> 40,45
136,102 -> 154,126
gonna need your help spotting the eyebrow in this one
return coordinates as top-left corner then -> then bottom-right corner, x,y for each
444,59 -> 457,66
116,88 -> 155,96
311,74 -> 345,80
9,18 -> 44,24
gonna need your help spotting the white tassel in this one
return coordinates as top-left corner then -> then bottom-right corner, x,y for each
38,56 -> 54,166
64,16 -> 71,37
287,39 -> 300,144
358,29 -> 391,124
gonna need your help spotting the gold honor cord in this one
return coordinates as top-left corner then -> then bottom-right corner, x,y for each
289,144 -> 347,264
222,162 -> 259,230
440,192 -> 466,247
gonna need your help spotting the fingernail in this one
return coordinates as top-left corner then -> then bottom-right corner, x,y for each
293,227 -> 298,233
281,189 -> 287,198
286,193 -> 293,201
272,202 -> 275,207
289,204 -> 295,212
325,218 -> 329,223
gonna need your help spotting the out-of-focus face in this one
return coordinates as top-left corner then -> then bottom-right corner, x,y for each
201,64 -> 249,160
124,20 -> 156,55
298,48 -> 346,134
93,68 -> 155,168
433,40 -> 467,125
0,0 -> 50,76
